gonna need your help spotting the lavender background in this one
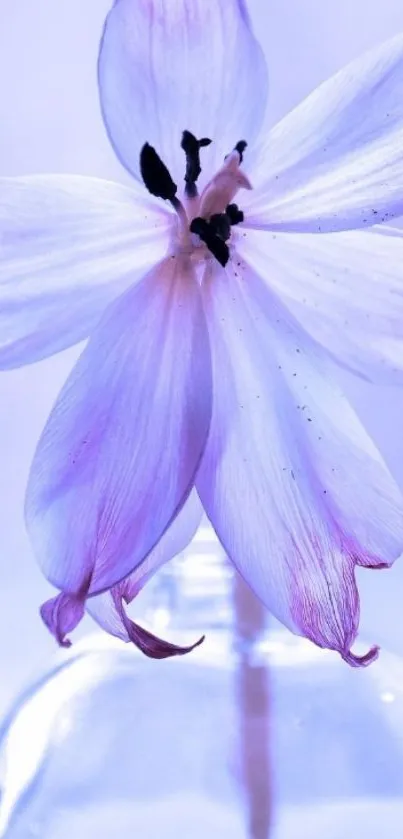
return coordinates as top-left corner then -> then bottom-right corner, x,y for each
1,0 -> 403,713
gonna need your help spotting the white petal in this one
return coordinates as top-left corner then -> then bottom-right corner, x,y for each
235,226 -> 403,385
25,256 -> 212,621
0,175 -> 173,368
196,261 -> 403,664
98,0 -> 268,186
247,33 -> 403,232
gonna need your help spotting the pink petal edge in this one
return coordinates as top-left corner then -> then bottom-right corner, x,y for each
40,588 -> 204,660
342,645 -> 379,668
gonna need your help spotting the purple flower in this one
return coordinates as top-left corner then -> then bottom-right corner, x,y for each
2,1 -> 403,665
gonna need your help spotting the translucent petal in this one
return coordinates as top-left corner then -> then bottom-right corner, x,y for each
25,256 -> 212,620
236,226 -> 403,385
98,0 -> 268,187
196,261 -> 403,665
40,593 -> 85,649
247,33 -> 403,232
86,490 -> 204,656
0,175 -> 172,368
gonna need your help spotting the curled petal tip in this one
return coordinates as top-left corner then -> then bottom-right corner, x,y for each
40,593 -> 85,649
364,561 -> 389,570
342,644 -> 380,668
126,620 -> 205,660
190,634 -> 206,652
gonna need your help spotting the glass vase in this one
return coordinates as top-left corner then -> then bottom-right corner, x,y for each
1,524 -> 403,838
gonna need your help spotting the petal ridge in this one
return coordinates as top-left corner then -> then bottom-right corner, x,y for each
196,259 -> 403,665
98,0 -> 268,185
248,32 -> 403,232
25,256 -> 212,612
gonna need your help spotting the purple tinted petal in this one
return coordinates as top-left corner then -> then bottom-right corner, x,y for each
236,227 -> 403,385
120,621 -> 204,659
86,489 -> 203,646
196,261 -> 403,665
0,175 -> 172,368
110,587 -> 204,660
343,646 -> 379,668
98,0 -> 268,186
248,33 -> 403,232
40,593 -> 86,649
25,257 -> 212,607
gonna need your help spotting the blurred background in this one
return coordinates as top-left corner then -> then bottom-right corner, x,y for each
1,1 -> 403,836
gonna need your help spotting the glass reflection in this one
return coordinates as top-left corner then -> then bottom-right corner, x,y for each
0,525 -> 402,838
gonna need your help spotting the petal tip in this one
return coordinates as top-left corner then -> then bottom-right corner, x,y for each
342,644 -> 380,668
40,593 -> 85,649
127,619 -> 205,660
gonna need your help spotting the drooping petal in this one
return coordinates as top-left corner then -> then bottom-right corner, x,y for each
98,0 -> 268,187
86,489 -> 204,657
95,588 -> 204,660
25,255 -> 212,639
247,33 -> 403,232
0,175 -> 173,369
196,261 -> 403,665
40,593 -> 86,649
235,226 -> 403,385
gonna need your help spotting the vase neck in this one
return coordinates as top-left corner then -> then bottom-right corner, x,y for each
144,524 -> 235,636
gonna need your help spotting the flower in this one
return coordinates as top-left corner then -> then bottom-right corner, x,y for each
3,0 -> 403,666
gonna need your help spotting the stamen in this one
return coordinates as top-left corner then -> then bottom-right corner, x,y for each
190,217 -> 230,268
140,143 -> 177,201
140,142 -> 192,250
224,140 -> 248,163
226,203 -> 245,225
171,195 -> 190,233
210,213 -> 231,242
234,140 -> 247,163
139,137 -> 247,268
195,204 -> 244,265
181,130 -> 212,198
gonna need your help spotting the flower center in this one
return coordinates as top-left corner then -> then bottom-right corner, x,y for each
140,132 -> 252,267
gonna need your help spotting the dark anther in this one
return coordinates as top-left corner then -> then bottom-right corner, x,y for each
181,130 -> 212,198
234,140 -> 247,163
140,143 -> 177,201
224,140 -> 248,162
210,213 -> 231,242
190,217 -> 230,267
190,217 -> 210,238
226,203 -> 244,225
